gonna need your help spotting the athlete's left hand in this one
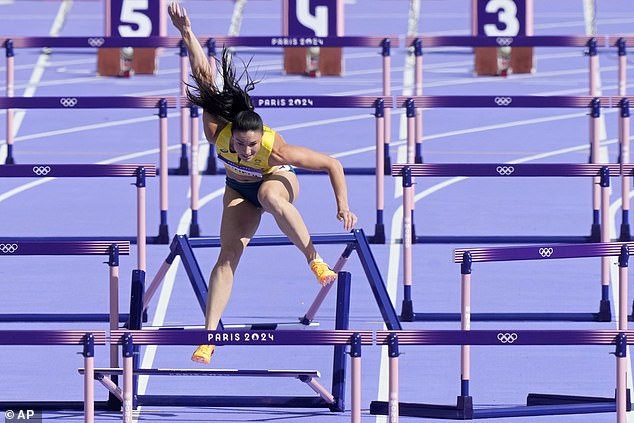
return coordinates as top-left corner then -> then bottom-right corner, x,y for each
337,210 -> 357,231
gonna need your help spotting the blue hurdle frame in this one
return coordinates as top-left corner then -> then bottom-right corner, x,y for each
136,228 -> 401,331
125,271 -> 354,411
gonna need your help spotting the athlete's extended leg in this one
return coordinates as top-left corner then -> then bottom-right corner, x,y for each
258,171 -> 336,286
192,187 -> 262,364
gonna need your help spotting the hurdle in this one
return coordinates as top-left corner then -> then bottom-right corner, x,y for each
370,329 -> 629,421
0,163 -> 154,257
396,93 -> 620,245
186,95 -> 393,242
103,275 -> 371,419
0,330 -> 107,422
405,36 -> 607,165
139,229 -> 402,332
608,36 -> 633,97
393,163 -> 632,322
181,35 -> 398,174
0,94 -> 171,242
377,242 -> 632,419
0,239 -> 130,324
398,95 -> 617,243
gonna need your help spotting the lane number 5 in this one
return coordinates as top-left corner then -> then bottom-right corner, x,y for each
118,0 -> 152,37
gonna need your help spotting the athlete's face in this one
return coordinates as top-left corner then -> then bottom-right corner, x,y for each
231,130 -> 262,162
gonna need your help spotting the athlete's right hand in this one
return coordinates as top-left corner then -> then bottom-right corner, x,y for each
168,2 -> 191,34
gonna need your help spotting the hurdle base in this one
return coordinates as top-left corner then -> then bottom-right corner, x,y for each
400,299 -> 415,322
189,222 -> 200,238
167,160 -> 189,175
400,311 -> 605,322
0,313 -> 129,323
620,223 -> 631,241
598,299 -> 612,322
368,223 -> 385,244
414,235 -> 594,244
371,392 -> 625,419
157,224 -> 170,245
589,223 -> 601,242
138,394 -> 340,411
0,401 -> 112,412
370,395 -> 473,419
527,392 -> 630,409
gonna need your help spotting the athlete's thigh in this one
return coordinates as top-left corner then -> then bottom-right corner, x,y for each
259,170 -> 300,204
219,186 -> 263,250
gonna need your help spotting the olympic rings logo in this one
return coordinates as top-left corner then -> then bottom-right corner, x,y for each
496,37 -> 514,46
60,98 -> 78,107
88,38 -> 105,47
539,248 -> 554,258
496,166 -> 515,176
497,332 -> 518,344
494,97 -> 512,106
0,244 -> 18,254
32,166 -> 51,176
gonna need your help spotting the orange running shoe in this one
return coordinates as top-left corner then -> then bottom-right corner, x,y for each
191,344 -> 215,365
310,259 -> 337,286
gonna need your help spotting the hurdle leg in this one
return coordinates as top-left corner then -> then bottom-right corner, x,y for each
143,259 -> 173,313
382,40 -> 392,175
157,99 -> 170,243
460,253 -> 473,409
108,248 -> 120,367
615,333 -> 627,423
5,41 -> 15,164
387,334 -> 400,422
301,244 -> 353,323
83,334 -> 95,423
173,42 -> 189,175
350,334 -> 362,423
136,168 -> 147,271
372,100 -> 386,244
400,167 -> 415,321
619,99 -> 631,241
414,39 -> 423,164
189,106 -> 201,237
617,39 -> 627,97
122,334 -> 134,423
589,98 -> 602,241
598,169 -> 611,321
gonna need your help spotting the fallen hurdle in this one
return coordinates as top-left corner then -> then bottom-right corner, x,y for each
187,95 -> 394,243
139,229 -> 402,332
0,330 -> 107,423
393,163 -> 630,322
370,329 -> 630,421
104,291 -> 372,420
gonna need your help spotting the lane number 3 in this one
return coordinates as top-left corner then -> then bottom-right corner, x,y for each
483,0 -> 520,36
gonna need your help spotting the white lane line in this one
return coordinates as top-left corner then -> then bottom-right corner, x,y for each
0,0 -> 71,163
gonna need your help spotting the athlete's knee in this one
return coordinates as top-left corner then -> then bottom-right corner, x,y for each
258,190 -> 290,214
215,247 -> 243,268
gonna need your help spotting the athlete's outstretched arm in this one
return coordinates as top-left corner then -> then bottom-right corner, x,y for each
270,134 -> 357,231
168,2 -> 214,84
